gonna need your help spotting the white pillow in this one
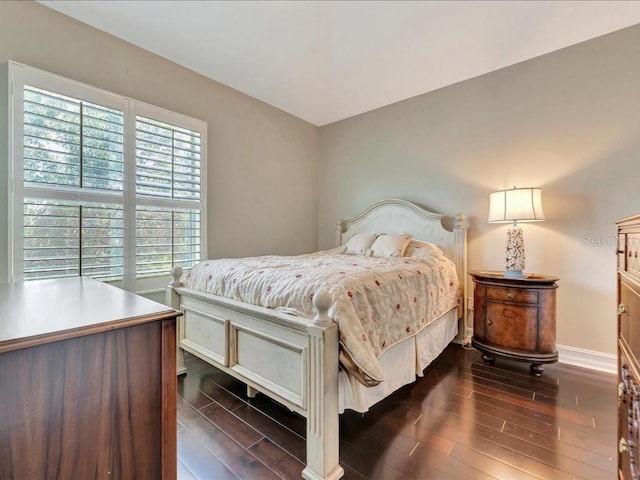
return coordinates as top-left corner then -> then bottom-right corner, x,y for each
403,240 -> 444,258
342,233 -> 377,255
370,234 -> 413,258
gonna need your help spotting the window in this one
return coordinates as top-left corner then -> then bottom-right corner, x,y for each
9,62 -> 207,293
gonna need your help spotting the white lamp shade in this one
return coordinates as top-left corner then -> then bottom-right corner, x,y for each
488,187 -> 545,224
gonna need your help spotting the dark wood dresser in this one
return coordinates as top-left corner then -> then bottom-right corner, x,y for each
0,277 -> 180,479
617,214 -> 640,480
470,270 -> 558,376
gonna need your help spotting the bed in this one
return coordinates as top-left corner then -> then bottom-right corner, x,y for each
166,198 -> 467,480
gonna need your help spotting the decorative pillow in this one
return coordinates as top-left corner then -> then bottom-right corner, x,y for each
342,233 -> 377,255
403,240 -> 444,258
369,234 -> 413,258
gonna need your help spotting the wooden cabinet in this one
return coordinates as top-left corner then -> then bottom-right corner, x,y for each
470,270 -> 558,376
0,277 -> 180,479
617,214 -> 640,480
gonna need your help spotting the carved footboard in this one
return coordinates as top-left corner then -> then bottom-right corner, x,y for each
166,268 -> 344,480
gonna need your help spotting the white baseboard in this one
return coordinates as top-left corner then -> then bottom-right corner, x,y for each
557,344 -> 616,375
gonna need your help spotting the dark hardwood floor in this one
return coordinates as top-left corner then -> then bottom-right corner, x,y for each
177,344 -> 617,480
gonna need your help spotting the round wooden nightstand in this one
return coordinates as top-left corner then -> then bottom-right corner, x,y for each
469,270 -> 559,376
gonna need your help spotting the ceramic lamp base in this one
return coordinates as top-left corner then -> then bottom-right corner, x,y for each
505,226 -> 526,274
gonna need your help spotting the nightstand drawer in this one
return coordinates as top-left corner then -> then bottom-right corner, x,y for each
486,286 -> 538,305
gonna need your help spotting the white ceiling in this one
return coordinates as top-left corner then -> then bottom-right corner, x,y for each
39,1 -> 640,126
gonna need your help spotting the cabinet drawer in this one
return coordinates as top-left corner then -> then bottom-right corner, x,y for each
628,234 -> 640,278
486,302 -> 538,351
620,279 -> 640,356
486,286 -> 538,305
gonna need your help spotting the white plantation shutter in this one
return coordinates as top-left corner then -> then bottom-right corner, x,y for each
135,117 -> 201,200
134,111 -> 204,290
136,208 -> 200,278
20,84 -> 126,284
23,200 -> 124,281
23,200 -> 81,279
23,86 -> 124,190
9,62 -> 207,291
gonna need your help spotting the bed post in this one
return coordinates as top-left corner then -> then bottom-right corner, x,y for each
166,266 -> 187,376
335,220 -> 346,247
302,291 -> 344,480
453,214 -> 469,344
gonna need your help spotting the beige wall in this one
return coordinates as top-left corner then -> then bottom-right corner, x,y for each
0,1 -> 319,285
318,25 -> 640,356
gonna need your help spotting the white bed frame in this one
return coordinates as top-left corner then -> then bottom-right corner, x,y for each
166,199 -> 467,480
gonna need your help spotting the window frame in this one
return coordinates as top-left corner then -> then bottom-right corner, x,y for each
8,61 -> 207,293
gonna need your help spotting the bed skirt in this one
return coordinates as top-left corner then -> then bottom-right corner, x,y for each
338,307 -> 458,413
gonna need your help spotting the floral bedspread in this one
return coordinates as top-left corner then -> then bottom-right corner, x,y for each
183,249 -> 459,386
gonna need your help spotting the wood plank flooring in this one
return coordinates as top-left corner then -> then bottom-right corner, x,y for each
177,344 -> 617,479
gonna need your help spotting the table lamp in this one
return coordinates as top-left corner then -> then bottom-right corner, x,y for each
488,187 -> 545,278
